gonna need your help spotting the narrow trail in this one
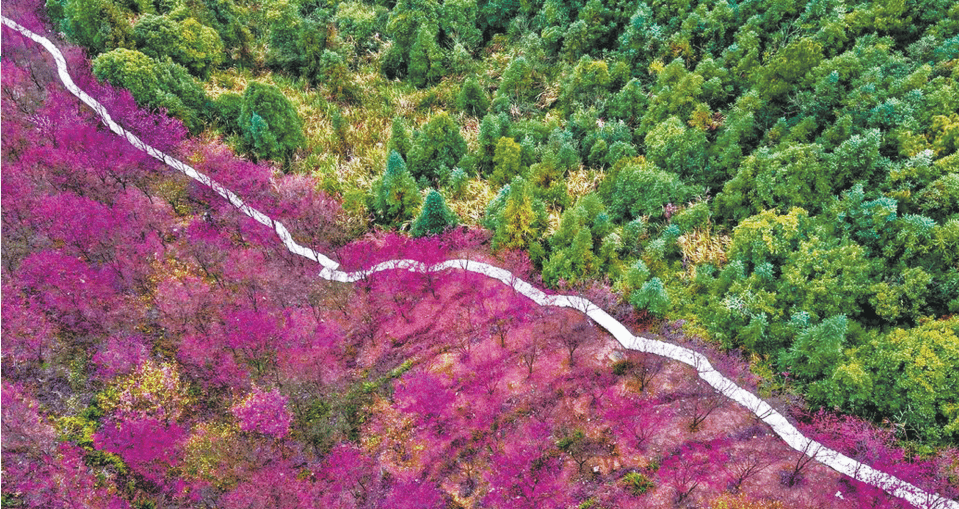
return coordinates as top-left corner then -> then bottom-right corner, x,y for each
2,16 -> 955,509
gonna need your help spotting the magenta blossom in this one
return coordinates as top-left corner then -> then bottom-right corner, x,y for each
231,387 -> 293,438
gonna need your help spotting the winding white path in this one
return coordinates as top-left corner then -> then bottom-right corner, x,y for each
3,16 -> 955,509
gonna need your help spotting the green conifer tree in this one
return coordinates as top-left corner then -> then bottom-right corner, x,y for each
630,277 -> 670,317
408,25 -> 444,87
456,76 -> 489,116
388,118 -> 413,160
239,82 -> 305,163
60,0 -> 133,55
407,112 -> 467,184
490,176 -> 548,261
248,112 -> 279,160
411,189 -> 458,237
491,137 -> 523,188
374,151 -> 423,227
477,113 -> 504,175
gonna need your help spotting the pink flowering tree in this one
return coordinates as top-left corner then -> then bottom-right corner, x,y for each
484,421 -> 572,509
658,439 -> 729,505
91,334 -> 150,381
93,417 -> 187,493
603,390 -> 673,452
1,282 -> 57,376
232,387 -> 293,439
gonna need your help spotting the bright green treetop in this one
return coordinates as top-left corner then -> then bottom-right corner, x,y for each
238,81 -> 305,163
374,151 -> 423,227
408,112 -> 467,185
411,189 -> 458,237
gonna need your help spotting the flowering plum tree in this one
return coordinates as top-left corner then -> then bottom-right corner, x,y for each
232,387 -> 293,439
91,334 -> 149,381
93,417 -> 187,492
0,283 -> 57,375
659,439 -> 728,504
603,390 -> 672,452
484,422 -> 572,509
15,250 -> 121,337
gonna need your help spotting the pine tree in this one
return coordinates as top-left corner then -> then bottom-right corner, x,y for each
239,82 -> 304,163
388,118 -> 412,160
490,176 -> 548,260
408,25 -> 444,87
248,112 -> 279,161
456,76 -> 489,116
374,151 -> 422,227
630,277 -> 670,317
477,113 -> 504,175
411,189 -> 458,237
407,112 -> 467,184
491,137 -> 523,188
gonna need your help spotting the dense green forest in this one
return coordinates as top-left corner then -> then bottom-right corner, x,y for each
45,0 -> 959,447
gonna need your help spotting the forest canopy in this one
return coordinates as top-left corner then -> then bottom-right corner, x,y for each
37,0 -> 959,451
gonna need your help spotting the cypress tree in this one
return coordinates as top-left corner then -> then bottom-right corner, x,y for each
411,189 -> 458,237
490,176 -> 548,260
456,76 -> 489,117
374,151 -> 422,227
407,112 -> 467,184
388,118 -> 412,160
408,27 -> 429,87
491,136 -> 523,188
630,277 -> 670,317
239,82 -> 304,163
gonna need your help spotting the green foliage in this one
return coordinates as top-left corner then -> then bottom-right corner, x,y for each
317,50 -> 358,102
757,38 -> 824,99
408,25 -> 446,87
823,317 -> 959,443
440,0 -> 482,50
608,160 -> 696,222
92,48 -> 210,133
728,208 -> 811,269
335,1 -> 387,55
58,0 -> 133,54
622,471 -> 654,496
456,76 -> 489,117
374,151 -> 423,227
448,167 -> 470,197
607,78 -> 648,122
180,0 -> 252,64
92,48 -> 162,108
238,81 -> 305,163
630,277 -> 670,317
383,0 -> 440,79
672,201 -> 711,233
411,189 -> 458,237
716,143 -> 834,220
494,56 -> 535,107
407,112 -> 467,185
559,56 -> 611,110
490,137 -> 523,188
644,116 -> 709,185
388,118 -> 413,161
779,237 -> 874,320
543,194 -> 616,286
869,267 -> 934,324
214,92 -> 243,134
487,176 -> 548,261
782,314 -> 848,381
134,14 -> 224,78
639,58 -> 705,139
265,0 -> 336,82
